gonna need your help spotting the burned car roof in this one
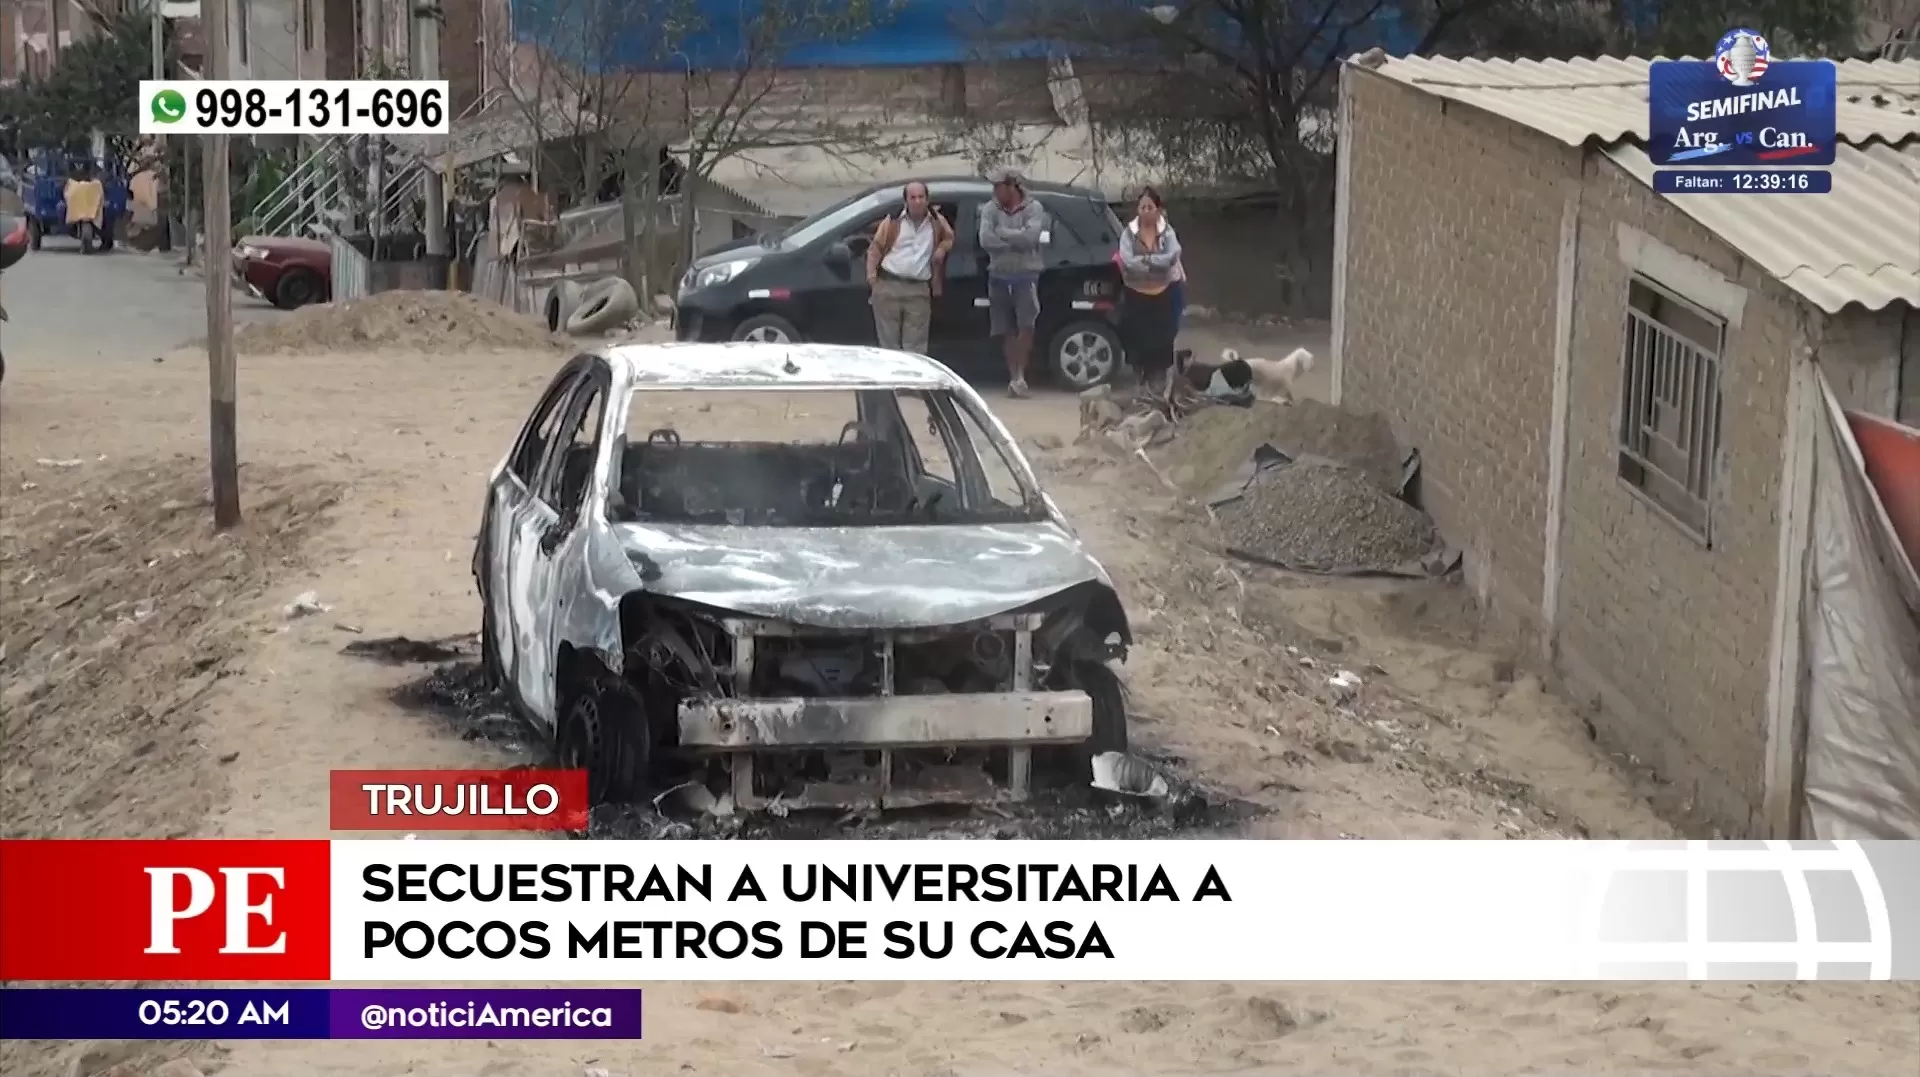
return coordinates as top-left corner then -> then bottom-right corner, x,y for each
600,341 -> 968,390
494,341 -> 1129,640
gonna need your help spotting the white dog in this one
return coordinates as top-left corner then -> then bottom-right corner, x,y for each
1223,346 -> 1314,404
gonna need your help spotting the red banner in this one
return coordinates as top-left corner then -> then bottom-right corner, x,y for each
0,840 -> 332,981
328,769 -> 590,832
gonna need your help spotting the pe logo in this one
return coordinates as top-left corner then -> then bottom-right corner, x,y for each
151,89 -> 187,124
1714,28 -> 1770,86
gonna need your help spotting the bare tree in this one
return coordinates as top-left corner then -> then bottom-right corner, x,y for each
495,0 -> 923,295
659,0 -> 921,273
975,0 -> 1620,311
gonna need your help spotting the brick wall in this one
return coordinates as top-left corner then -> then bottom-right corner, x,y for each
441,0 -> 483,116
321,0 -> 352,78
1554,161 -> 1800,837
1341,69 -> 1807,837
1340,71 -> 1578,636
1170,200 -> 1334,317
2,3 -> 17,83
1816,303 -> 1910,418
655,61 -> 1057,122
1905,307 -> 1920,426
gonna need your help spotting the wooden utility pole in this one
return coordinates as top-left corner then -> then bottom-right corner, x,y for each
202,0 -> 240,528
152,0 -> 170,252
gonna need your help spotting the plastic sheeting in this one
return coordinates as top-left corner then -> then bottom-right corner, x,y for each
1799,370 -> 1920,839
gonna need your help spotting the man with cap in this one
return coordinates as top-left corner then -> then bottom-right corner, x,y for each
978,167 -> 1048,397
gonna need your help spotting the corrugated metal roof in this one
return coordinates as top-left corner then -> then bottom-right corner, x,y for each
1367,55 -> 1920,312
1374,55 -> 1919,146
1606,140 -> 1920,312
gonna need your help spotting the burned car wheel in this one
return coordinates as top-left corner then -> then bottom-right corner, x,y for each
1036,660 -> 1129,783
558,677 -> 650,804
1070,660 -> 1129,757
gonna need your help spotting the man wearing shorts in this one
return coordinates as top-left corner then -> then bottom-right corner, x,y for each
978,168 -> 1047,398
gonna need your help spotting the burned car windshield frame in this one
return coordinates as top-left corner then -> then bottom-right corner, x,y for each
602,385 -> 1049,528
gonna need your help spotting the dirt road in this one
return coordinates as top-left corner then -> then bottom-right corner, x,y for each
3,300 -> 1915,1077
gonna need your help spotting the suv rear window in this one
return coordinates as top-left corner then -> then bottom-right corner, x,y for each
1038,196 -> 1120,255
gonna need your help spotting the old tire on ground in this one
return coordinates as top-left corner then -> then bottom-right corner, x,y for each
730,313 -> 800,344
544,281 -> 581,333
564,277 -> 640,336
557,672 -> 651,805
1048,319 -> 1122,390
275,268 -> 323,309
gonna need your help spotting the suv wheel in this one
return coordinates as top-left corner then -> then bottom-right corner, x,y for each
1048,320 -> 1122,390
731,313 -> 800,344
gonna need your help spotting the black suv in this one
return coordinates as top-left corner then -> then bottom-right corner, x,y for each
673,177 -> 1128,389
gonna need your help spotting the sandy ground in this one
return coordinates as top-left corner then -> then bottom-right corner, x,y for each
3,298 -> 1917,1077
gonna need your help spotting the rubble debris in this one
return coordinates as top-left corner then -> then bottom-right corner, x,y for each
281,591 -> 330,618
37,458 -> 85,468
340,635 -> 468,665
1090,751 -> 1171,798
1213,458 -> 1446,576
233,290 -> 560,354
1077,385 -> 1126,442
655,780 -> 735,819
388,662 -> 524,747
1329,670 -> 1363,705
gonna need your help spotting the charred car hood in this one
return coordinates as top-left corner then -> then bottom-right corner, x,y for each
606,519 -> 1114,629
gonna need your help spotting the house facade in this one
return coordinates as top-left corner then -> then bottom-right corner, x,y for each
1330,54 -> 1920,837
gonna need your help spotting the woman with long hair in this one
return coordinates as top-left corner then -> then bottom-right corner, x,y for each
1117,186 -> 1183,392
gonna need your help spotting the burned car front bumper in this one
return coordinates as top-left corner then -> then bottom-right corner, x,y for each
669,611 -> 1099,811
678,691 -> 1093,751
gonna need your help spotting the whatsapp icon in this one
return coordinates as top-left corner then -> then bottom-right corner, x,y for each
150,88 -> 187,124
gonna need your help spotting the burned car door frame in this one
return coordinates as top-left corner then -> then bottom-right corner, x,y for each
483,357 -> 590,724
509,357 -> 614,725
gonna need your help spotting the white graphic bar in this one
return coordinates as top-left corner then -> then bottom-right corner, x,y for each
326,840 -> 1899,982
138,81 -> 449,136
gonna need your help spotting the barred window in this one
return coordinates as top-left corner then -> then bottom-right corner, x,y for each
1618,277 -> 1725,543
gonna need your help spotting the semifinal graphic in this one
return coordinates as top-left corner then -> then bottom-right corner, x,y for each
1648,28 -> 1837,167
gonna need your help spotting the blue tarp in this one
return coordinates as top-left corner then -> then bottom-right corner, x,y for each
512,0 -> 1423,72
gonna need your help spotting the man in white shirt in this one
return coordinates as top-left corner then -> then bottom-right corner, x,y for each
866,180 -> 953,354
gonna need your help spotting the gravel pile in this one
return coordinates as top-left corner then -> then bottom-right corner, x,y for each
1215,458 -> 1440,573
235,290 -> 559,354
1163,399 -> 1405,495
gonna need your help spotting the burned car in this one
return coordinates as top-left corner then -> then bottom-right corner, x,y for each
473,342 -> 1133,810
